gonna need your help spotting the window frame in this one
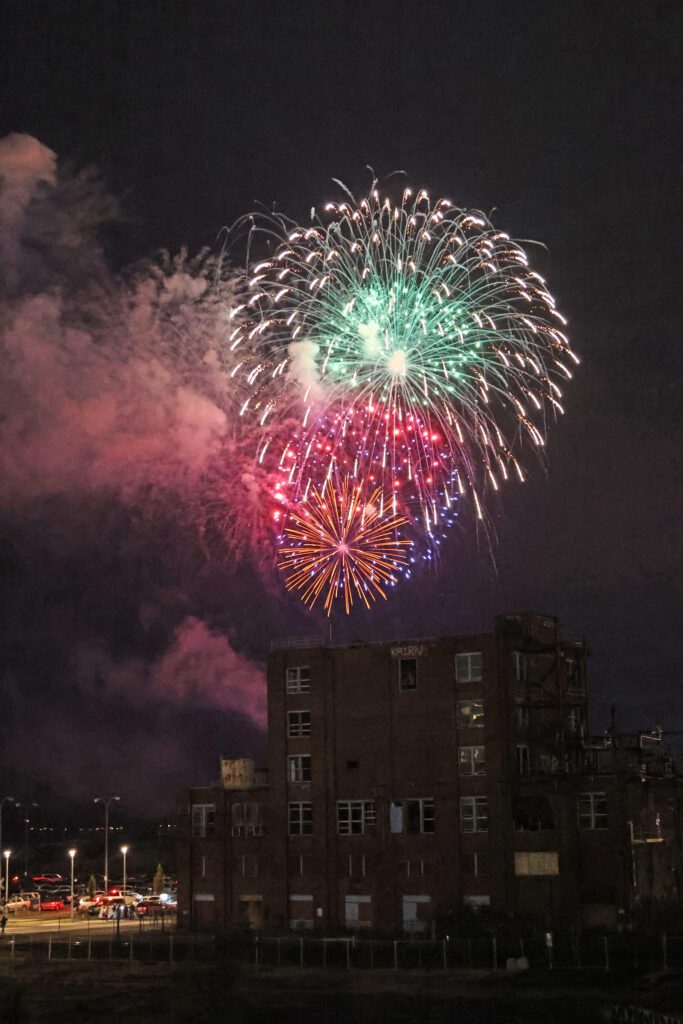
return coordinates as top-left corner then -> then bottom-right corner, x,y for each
191,803 -> 216,838
516,743 -> 530,776
288,801 -> 313,836
578,791 -> 608,830
398,657 -> 418,691
286,666 -> 311,694
337,800 -> 377,836
457,699 -> 485,730
455,651 -> 483,684
460,795 -> 489,834
288,754 -> 312,784
391,798 -> 435,835
459,745 -> 487,776
287,710 -> 311,738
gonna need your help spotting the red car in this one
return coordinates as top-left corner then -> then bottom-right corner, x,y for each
40,897 -> 65,911
32,874 -> 63,884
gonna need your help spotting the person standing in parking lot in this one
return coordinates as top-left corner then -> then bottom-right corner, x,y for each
0,913 -> 7,936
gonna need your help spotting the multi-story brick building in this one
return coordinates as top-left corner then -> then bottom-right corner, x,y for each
177,613 -> 683,934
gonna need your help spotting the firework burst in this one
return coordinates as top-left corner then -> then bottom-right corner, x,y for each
278,475 -> 412,614
235,184 -> 578,546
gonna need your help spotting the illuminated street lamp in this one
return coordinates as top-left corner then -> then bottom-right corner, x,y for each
120,845 -> 129,897
94,796 -> 120,893
68,849 -> 76,921
3,851 -> 10,907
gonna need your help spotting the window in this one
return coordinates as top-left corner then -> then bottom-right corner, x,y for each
288,853 -> 305,876
345,894 -> 372,930
567,707 -> 580,733
456,652 -> 482,683
399,658 -> 418,691
402,894 -> 431,934
337,800 -> 376,835
512,651 -> 528,682
286,666 -> 310,694
191,803 -> 215,838
457,700 -> 485,729
231,803 -> 264,837
513,796 -> 555,832
578,792 -> 608,830
200,855 -> 206,878
390,798 -> 435,834
348,854 -> 367,877
289,894 -> 314,930
399,859 -> 431,878
516,744 -> 530,776
460,796 -> 488,833
459,745 -> 487,776
240,854 -> 258,878
288,755 -> 312,783
514,700 -> 530,729
462,852 -> 490,877
289,802 -> 313,836
514,852 -> 559,876
463,894 -> 491,911
287,710 -> 311,737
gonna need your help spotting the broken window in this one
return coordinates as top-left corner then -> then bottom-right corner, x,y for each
457,700 -> 485,729
513,796 -> 555,832
286,666 -> 311,694
390,798 -> 435,834
399,658 -> 418,690
459,745 -> 487,776
460,796 -> 488,833
287,710 -> 311,738
337,800 -> 376,835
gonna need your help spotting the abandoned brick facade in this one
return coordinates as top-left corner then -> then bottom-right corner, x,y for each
177,613 -> 683,934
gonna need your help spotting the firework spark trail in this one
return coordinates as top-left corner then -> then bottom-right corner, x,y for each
234,185 -> 578,554
277,475 -> 412,614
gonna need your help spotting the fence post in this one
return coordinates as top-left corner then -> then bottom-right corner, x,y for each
68,936 -> 72,960
130,937 -> 133,962
603,936 -> 609,972
254,936 -> 259,968
169,935 -> 174,965
492,935 -> 497,969
662,933 -> 668,972
88,936 -> 92,960
442,939 -> 447,971
346,939 -> 350,970
393,940 -> 398,970
48,936 -> 52,961
299,938 -> 304,969
10,937 -> 15,960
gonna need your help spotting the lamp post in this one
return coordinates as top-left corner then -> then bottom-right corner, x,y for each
94,796 -> 120,893
68,849 -> 76,921
121,845 -> 128,896
3,851 -> 10,907
0,798 -> 14,887
15,802 -> 38,879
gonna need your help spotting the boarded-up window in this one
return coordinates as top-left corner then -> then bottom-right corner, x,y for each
514,851 -> 559,876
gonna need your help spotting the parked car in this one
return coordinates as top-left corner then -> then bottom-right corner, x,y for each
32,874 -> 62,884
77,892 -> 107,913
5,895 -> 30,912
135,896 -> 167,917
40,897 -> 65,911
18,891 -> 41,910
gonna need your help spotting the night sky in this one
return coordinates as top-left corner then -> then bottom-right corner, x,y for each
0,0 -> 680,813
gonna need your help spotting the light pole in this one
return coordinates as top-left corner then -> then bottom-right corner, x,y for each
3,851 -> 10,907
68,849 -> 76,921
94,796 -> 120,893
0,798 -> 14,885
120,845 -> 128,896
15,802 -> 38,879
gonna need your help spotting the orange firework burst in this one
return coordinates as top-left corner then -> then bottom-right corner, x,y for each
278,476 -> 412,615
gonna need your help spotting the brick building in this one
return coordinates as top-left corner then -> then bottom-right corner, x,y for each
177,613 -> 683,934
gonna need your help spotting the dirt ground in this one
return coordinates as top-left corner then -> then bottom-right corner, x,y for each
0,959 -> 681,1023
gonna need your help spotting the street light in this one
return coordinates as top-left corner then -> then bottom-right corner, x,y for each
15,802 -> 38,879
120,845 -> 129,896
0,799 -> 14,894
3,851 -> 10,907
68,849 -> 76,921
94,796 -> 120,893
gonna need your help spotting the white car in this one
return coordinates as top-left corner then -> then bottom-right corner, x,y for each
5,895 -> 30,912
